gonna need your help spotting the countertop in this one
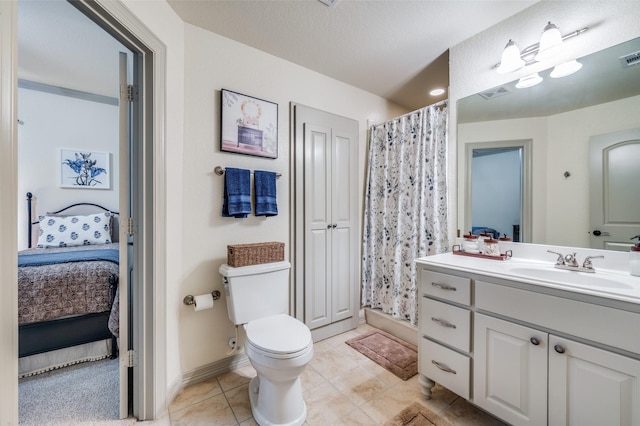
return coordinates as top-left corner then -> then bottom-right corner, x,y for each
416,242 -> 640,306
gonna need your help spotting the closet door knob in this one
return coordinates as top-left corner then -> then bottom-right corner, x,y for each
554,344 -> 566,354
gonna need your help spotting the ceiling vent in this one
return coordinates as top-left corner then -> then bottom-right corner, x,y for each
620,50 -> 640,68
317,0 -> 340,6
478,86 -> 511,100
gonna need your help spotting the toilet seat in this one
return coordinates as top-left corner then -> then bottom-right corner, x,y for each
245,314 -> 312,359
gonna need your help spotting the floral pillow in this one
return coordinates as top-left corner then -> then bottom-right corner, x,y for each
36,212 -> 113,248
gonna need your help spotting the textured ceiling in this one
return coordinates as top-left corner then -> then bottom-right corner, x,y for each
167,0 -> 538,110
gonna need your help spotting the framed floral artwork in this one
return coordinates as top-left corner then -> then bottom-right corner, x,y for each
60,149 -> 111,189
220,89 -> 278,159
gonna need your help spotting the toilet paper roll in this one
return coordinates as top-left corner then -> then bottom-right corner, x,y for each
193,294 -> 214,311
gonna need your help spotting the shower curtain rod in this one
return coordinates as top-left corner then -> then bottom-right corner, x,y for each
369,99 -> 448,128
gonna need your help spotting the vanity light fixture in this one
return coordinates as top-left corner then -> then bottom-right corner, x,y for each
550,59 -> 583,78
515,73 -> 543,89
495,22 -> 588,74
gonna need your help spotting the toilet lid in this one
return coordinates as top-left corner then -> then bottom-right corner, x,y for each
245,314 -> 311,355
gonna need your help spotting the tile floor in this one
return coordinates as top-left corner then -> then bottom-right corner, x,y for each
166,323 -> 508,425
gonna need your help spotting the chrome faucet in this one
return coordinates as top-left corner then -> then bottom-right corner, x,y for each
546,250 -> 604,273
564,253 -> 579,267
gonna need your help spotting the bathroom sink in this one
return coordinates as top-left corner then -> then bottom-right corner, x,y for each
506,267 -> 634,289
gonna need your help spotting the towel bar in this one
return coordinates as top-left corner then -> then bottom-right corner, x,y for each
214,166 -> 281,178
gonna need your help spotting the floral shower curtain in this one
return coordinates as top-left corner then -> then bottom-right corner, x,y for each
362,103 -> 449,326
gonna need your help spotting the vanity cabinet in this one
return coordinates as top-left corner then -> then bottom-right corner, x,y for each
417,263 -> 640,426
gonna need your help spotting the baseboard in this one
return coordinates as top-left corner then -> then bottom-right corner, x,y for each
167,352 -> 252,406
310,316 -> 359,342
364,307 -> 418,346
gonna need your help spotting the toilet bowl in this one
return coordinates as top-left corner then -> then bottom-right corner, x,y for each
219,261 -> 313,426
244,314 -> 313,426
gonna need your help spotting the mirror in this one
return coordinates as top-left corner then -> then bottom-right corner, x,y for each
458,36 -> 640,249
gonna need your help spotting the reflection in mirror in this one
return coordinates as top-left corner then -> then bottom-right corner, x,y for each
458,37 -> 640,250
465,140 -> 531,244
471,147 -> 522,241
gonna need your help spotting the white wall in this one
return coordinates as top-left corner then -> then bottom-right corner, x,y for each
178,23 -> 406,374
17,88 -> 119,249
450,1 -> 640,245
459,94 -> 640,248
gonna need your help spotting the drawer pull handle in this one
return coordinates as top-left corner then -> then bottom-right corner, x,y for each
432,360 -> 457,374
530,337 -> 540,346
431,317 -> 457,329
431,282 -> 457,291
554,344 -> 566,354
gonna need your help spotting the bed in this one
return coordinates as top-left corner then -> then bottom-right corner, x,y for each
18,192 -> 120,376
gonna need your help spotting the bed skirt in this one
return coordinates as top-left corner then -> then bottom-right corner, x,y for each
19,339 -> 115,378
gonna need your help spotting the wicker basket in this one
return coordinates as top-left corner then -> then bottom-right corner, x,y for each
227,242 -> 285,267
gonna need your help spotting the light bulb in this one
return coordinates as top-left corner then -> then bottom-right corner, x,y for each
535,21 -> 563,62
550,60 -> 583,78
497,39 -> 525,74
516,73 -> 543,88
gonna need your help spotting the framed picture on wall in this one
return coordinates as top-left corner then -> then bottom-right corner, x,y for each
60,149 -> 111,189
220,89 -> 278,159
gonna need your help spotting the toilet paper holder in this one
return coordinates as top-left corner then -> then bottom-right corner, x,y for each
183,290 -> 221,306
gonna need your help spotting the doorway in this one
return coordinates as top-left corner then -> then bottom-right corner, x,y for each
17,1 -> 130,421
465,139 -> 532,242
1,0 -> 166,423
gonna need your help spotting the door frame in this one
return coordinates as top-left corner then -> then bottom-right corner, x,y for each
0,0 -> 168,422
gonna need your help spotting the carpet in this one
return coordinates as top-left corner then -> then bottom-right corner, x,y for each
384,402 -> 454,426
19,357 -> 127,425
346,329 -> 418,380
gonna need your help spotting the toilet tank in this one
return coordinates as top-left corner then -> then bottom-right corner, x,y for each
219,261 -> 291,325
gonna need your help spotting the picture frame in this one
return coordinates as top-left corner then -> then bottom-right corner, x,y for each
220,89 -> 278,159
60,149 -> 111,189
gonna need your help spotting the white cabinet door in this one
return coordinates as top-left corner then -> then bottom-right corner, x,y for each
473,314 -> 547,426
299,108 -> 358,332
549,335 -> 640,426
304,124 -> 332,329
330,130 -> 355,323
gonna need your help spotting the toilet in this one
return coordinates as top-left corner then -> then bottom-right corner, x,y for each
219,261 -> 313,426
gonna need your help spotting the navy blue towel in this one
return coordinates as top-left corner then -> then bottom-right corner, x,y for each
222,168 -> 251,218
254,170 -> 278,216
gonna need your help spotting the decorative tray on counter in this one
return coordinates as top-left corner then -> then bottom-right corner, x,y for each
452,244 -> 512,261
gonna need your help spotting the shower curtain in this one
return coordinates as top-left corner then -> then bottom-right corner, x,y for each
362,103 -> 449,326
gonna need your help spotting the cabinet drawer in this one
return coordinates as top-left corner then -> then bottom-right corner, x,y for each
419,338 -> 470,399
420,270 -> 471,306
421,298 -> 471,352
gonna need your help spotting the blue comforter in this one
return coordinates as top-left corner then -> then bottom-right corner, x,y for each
18,249 -> 119,267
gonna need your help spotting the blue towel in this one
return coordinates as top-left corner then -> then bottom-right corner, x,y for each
254,170 -> 278,216
222,168 -> 251,218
